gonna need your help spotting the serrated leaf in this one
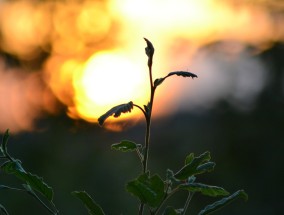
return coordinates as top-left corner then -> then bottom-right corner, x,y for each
185,153 -> 194,165
167,71 -> 198,79
98,101 -> 134,126
72,191 -> 105,215
1,160 -> 53,201
198,190 -> 248,215
0,130 -> 9,156
179,183 -> 229,197
163,206 -> 183,215
126,173 -> 165,207
174,151 -> 211,180
0,204 -> 9,215
111,140 -> 141,152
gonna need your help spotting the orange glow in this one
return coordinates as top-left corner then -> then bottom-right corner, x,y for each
0,0 -> 283,130
0,1 -> 51,58
72,51 -> 147,121
0,58 -> 57,132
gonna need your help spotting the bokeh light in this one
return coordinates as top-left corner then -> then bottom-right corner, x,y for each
0,0 -> 283,131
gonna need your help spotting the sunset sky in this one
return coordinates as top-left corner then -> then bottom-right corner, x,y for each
0,0 -> 283,131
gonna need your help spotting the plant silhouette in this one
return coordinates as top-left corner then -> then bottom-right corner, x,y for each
75,38 -> 248,215
0,38 -> 247,215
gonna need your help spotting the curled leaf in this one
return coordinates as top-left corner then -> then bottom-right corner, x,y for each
111,140 -> 141,152
154,78 -> 165,87
144,38 -> 154,68
174,151 -> 211,180
198,190 -> 248,215
98,101 -> 133,126
167,71 -> 198,79
179,183 -> 229,197
154,71 -> 198,88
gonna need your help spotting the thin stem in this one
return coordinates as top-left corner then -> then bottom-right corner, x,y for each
2,186 -> 26,192
133,104 -> 147,120
142,117 -> 151,173
152,182 -> 172,215
182,192 -> 194,215
149,63 -> 154,89
142,62 -> 155,174
136,148 -> 143,165
138,203 -> 144,215
153,187 -> 181,215
1,147 -> 14,162
139,39 -> 155,215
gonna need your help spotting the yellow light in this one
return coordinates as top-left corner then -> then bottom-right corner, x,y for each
72,51 -> 148,121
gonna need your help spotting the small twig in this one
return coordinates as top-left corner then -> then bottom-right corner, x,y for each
182,191 -> 194,215
136,148 -> 144,166
1,186 -> 26,192
152,182 -> 171,215
133,104 -> 148,120
138,203 -> 144,215
153,186 -> 181,215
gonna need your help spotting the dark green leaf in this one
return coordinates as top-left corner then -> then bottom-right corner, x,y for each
72,191 -> 105,215
126,173 -> 165,207
1,160 -> 53,201
0,204 -> 9,215
98,101 -> 133,126
179,183 -> 229,197
111,140 -> 141,152
195,162 -> 215,174
0,130 -> 9,156
198,190 -> 248,215
167,71 -> 198,79
185,153 -> 194,165
174,151 -> 211,180
163,206 -> 183,215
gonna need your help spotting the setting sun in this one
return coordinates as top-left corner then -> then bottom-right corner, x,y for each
72,51 -> 148,122
0,0 -> 283,131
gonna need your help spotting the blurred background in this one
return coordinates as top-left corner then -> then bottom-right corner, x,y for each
0,0 -> 283,214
